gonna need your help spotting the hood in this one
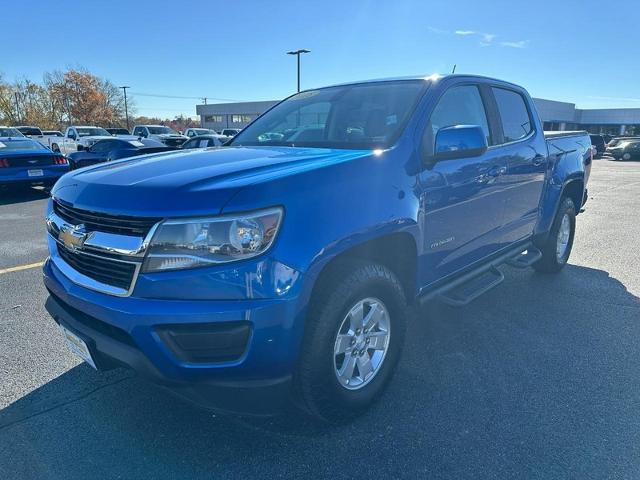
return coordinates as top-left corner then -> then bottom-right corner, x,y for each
52,146 -> 372,218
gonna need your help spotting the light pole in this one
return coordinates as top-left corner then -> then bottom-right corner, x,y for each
120,86 -> 130,131
286,49 -> 310,93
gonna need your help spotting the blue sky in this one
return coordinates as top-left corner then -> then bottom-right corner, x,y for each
4,0 -> 639,117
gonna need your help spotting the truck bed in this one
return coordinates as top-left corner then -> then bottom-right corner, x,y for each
543,130 -> 589,139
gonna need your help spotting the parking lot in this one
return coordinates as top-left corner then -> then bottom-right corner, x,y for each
0,157 -> 639,479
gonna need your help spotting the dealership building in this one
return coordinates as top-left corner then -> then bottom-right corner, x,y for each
197,98 -> 640,136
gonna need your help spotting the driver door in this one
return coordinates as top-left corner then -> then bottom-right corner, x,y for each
417,84 -> 508,285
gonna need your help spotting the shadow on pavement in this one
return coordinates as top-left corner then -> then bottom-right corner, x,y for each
1,264 -> 639,479
0,186 -> 50,206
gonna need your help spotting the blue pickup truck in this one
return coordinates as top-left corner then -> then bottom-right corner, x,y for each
43,74 -> 591,422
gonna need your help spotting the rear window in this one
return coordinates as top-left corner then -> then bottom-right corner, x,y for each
0,139 -> 45,151
0,127 -> 23,137
18,127 -> 43,136
492,87 -> 533,143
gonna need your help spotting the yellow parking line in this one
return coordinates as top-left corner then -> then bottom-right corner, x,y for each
0,261 -> 45,275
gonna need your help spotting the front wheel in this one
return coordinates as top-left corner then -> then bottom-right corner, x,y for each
622,152 -> 632,161
295,261 -> 408,423
533,197 -> 576,273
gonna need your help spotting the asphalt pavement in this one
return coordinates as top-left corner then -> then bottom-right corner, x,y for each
1,158 -> 639,479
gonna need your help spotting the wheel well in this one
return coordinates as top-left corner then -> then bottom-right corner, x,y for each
312,233 -> 418,302
562,179 -> 584,212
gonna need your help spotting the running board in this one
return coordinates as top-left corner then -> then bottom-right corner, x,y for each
418,242 -> 533,307
437,267 -> 505,307
506,247 -> 542,269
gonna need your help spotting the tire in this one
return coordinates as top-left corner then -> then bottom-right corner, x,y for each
295,261 -> 408,423
51,144 -> 60,153
533,196 -> 576,273
622,152 -> 631,161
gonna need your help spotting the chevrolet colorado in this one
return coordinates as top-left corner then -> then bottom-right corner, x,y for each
43,74 -> 591,422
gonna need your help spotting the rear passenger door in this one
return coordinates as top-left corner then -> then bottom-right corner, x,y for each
417,83 -> 509,285
490,86 -> 548,243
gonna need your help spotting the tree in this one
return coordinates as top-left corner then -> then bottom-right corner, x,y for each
45,69 -> 129,127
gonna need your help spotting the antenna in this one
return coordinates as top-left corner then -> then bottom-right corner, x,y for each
451,64 -> 457,74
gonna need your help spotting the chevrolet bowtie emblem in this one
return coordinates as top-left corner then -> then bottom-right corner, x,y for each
59,224 -> 91,252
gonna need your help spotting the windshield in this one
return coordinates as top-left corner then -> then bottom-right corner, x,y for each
0,139 -> 45,151
231,80 -> 426,149
148,126 -> 178,135
77,127 -> 110,137
0,127 -> 24,137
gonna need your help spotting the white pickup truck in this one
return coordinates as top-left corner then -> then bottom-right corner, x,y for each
49,126 -> 114,155
132,125 -> 188,147
16,126 -> 63,150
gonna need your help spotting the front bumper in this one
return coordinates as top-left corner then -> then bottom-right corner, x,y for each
43,251 -> 308,415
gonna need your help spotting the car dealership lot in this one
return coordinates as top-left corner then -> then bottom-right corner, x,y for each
1,158 -> 639,479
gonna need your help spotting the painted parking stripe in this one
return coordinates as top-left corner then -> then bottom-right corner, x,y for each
0,261 -> 45,275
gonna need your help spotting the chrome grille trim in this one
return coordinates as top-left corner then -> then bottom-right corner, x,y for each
46,207 -> 162,297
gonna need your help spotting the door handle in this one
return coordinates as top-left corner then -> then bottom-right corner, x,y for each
488,165 -> 507,177
532,154 -> 545,166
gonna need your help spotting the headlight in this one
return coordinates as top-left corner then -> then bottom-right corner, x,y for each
142,207 -> 283,272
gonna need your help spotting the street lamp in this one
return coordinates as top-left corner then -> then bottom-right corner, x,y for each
286,49 -> 311,93
120,86 -> 130,131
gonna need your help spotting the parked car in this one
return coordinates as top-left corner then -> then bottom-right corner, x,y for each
67,138 -> 175,169
132,124 -> 188,147
106,128 -> 130,136
17,126 -> 65,149
50,126 -> 114,155
602,134 -> 614,144
607,136 -> 640,149
43,74 -> 590,422
181,134 -> 229,149
589,134 -> 606,157
0,137 -> 68,187
184,128 -> 218,138
608,139 -> 640,161
0,126 -> 24,137
220,128 -> 241,137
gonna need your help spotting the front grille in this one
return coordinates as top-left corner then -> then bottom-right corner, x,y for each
7,155 -> 55,167
54,200 -> 160,237
163,138 -> 186,147
58,246 -> 137,291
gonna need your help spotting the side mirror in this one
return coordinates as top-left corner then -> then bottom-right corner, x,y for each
76,144 -> 85,151
428,125 -> 488,165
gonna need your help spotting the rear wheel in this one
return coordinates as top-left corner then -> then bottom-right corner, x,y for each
295,261 -> 408,423
533,197 -> 576,273
51,144 -> 60,153
622,152 -> 631,161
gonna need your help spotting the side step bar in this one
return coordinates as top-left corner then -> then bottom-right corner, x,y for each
506,247 -> 542,269
438,267 -> 504,306
419,242 -> 537,307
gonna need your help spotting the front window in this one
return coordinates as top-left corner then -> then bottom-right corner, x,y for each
148,126 -> 178,135
231,80 -> 427,149
76,127 -> 110,137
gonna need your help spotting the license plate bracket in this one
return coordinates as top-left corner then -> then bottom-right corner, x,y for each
59,325 -> 97,369
27,169 -> 44,177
